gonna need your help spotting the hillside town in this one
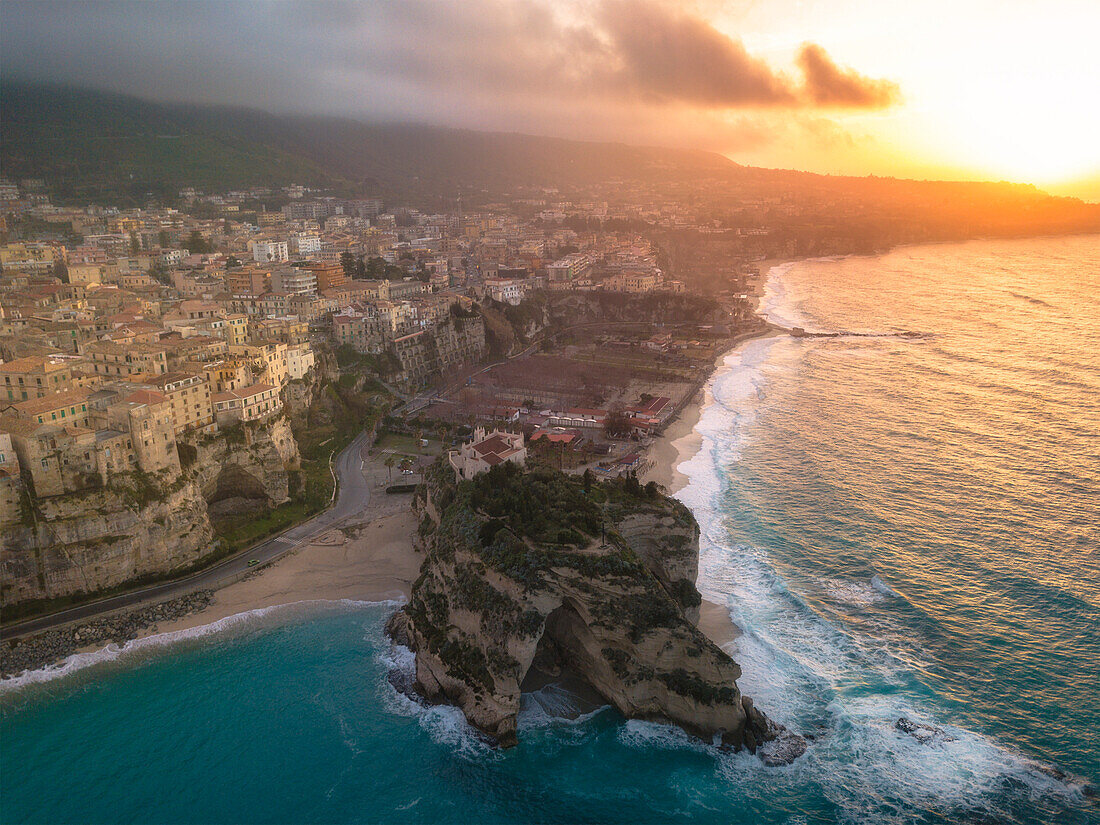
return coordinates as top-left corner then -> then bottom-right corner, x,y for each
0,175 -> 768,614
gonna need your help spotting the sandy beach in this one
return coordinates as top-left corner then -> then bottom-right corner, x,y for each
136,509 -> 421,639
129,318 -> 790,659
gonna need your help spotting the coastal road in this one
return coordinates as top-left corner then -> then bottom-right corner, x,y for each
1,430 -> 374,641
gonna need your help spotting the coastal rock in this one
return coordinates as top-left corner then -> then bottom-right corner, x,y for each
895,717 -> 956,745
388,461 -> 788,755
185,414 -> 300,513
0,481 -> 214,605
1,414 -> 300,611
0,590 -> 215,678
756,729 -> 810,766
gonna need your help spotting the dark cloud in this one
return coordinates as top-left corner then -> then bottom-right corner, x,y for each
797,43 -> 901,107
597,1 -> 798,106
0,0 -> 899,154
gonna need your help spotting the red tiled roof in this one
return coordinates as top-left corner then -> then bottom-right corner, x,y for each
471,434 -> 514,457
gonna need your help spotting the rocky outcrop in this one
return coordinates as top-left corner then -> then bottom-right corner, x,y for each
1,415 -> 303,610
389,462 -> 794,756
184,414 -> 300,515
1,479 -> 214,605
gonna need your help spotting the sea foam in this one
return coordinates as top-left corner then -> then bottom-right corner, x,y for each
1,597 -> 401,694
667,268 -> 1090,821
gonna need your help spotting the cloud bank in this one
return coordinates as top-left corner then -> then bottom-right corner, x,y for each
0,0 -> 900,156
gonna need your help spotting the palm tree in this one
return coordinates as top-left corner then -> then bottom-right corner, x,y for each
384,454 -> 397,481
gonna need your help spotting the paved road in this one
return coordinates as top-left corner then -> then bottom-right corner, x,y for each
1,430 -> 373,641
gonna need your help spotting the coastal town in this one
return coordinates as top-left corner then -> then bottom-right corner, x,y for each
0,174 -> 775,630
4,4 -> 1100,821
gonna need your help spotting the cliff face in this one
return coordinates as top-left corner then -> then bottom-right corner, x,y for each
1,480 -> 214,605
389,462 -> 785,754
185,415 -> 300,516
1,415 -> 301,609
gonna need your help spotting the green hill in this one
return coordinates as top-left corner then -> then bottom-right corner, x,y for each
0,82 -> 732,204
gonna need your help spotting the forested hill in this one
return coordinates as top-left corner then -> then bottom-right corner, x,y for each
0,82 -> 732,203
2,81 -> 1098,240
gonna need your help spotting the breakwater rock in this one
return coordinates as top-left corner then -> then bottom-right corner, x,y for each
1,590 -> 214,678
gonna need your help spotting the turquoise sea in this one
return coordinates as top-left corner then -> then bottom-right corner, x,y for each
3,235 -> 1098,824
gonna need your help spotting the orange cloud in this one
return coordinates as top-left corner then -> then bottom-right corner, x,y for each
797,43 -> 901,108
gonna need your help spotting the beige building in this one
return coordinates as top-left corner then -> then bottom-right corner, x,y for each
212,383 -> 281,426
448,428 -> 526,480
0,388 -> 91,427
186,358 -> 253,394
228,341 -> 288,388
1,355 -> 76,402
143,372 -> 215,434
85,341 -> 169,379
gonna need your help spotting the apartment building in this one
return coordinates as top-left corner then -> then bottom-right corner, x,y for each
1,355 -> 75,401
99,389 -> 181,476
0,387 -> 92,427
143,372 -> 215,434
212,383 -> 281,426
270,266 -> 317,296
332,306 -> 385,354
85,341 -> 169,378
227,341 -> 288,388
186,358 -> 253,394
286,343 -> 315,381
306,262 -> 345,292
485,277 -> 526,306
225,266 -> 270,298
252,239 -> 289,264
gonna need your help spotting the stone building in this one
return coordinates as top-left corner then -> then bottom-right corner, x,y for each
448,428 -> 526,480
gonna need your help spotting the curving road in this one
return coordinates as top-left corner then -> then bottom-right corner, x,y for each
0,430 -> 373,641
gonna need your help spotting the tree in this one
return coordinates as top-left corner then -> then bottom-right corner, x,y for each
340,251 -> 356,281
184,230 -> 211,254
583,468 -> 593,494
157,230 -> 170,248
354,255 -> 367,279
129,231 -> 140,254
384,454 -> 397,481
604,408 -> 631,438
226,255 -> 241,268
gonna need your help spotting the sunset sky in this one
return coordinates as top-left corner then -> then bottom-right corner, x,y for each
3,0 -> 1098,199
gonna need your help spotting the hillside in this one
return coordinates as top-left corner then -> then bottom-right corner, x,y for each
2,82 -> 1098,241
0,82 -> 732,204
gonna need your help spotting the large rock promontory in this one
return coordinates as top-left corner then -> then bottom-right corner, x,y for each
388,461 -> 788,753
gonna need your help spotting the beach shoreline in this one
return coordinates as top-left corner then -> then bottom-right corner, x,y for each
135,509 -> 421,640
4,269 -> 793,681
640,318 -> 788,651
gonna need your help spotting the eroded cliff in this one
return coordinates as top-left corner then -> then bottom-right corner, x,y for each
1,478 -> 214,605
1,415 -> 301,610
388,461 -> 794,756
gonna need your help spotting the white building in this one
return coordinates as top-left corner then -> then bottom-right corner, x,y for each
252,239 -> 289,264
292,234 -> 322,256
486,277 -> 526,306
286,343 -> 316,381
448,428 -> 526,480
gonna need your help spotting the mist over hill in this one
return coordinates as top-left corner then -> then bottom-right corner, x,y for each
0,82 -> 732,203
2,81 -> 1098,242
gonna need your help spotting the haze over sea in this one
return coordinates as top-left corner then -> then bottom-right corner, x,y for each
2,235 -> 1098,824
